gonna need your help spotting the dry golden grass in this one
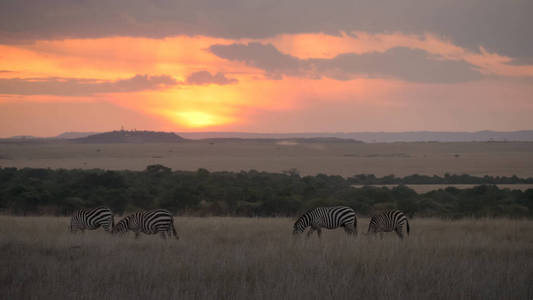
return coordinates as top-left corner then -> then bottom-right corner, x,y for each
1,141 -> 533,177
1,216 -> 532,299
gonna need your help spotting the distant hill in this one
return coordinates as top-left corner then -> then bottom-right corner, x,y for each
177,130 -> 533,143
7,135 -> 39,139
202,137 -> 362,143
73,130 -> 186,143
5,130 -> 533,143
55,132 -> 100,139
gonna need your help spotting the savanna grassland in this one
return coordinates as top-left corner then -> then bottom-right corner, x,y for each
1,141 -> 533,177
1,216 -> 532,300
351,184 -> 533,193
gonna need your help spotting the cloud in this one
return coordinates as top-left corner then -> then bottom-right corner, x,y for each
509,57 -> 533,66
209,43 -> 483,83
209,43 -> 303,79
0,74 -> 178,96
314,48 -> 483,83
0,0 -> 531,60
185,71 -> 238,85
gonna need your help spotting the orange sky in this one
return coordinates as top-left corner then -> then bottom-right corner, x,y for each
1,32 -> 533,137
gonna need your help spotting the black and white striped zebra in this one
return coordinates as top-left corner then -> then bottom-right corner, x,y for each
113,209 -> 179,239
70,207 -> 114,233
293,206 -> 357,238
368,210 -> 410,239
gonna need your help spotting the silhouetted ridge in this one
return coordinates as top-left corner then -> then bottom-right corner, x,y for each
201,137 -> 362,143
74,130 -> 185,143
177,130 -> 533,142
56,131 -> 100,139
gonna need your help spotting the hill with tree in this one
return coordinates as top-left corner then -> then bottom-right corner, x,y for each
73,130 -> 186,143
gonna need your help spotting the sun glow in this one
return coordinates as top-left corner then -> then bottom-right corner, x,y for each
174,111 -> 228,128
1,32 -> 532,136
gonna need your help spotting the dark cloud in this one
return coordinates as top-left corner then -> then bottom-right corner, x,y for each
0,0 -> 531,59
314,48 -> 483,83
209,43 -> 483,83
185,71 -> 238,85
0,74 -> 178,96
509,57 -> 533,66
209,43 -> 303,79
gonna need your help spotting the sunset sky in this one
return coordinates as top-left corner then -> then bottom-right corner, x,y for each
1,0 -> 532,137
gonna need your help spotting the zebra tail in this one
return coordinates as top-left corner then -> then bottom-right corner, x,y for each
406,219 -> 410,235
171,218 -> 179,240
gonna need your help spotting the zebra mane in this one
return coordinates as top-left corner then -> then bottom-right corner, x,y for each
116,214 -> 133,226
294,208 -> 314,225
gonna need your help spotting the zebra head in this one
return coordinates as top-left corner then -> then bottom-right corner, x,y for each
293,213 -> 309,235
367,216 -> 381,235
108,214 -> 115,233
102,215 -> 114,233
112,218 -> 129,235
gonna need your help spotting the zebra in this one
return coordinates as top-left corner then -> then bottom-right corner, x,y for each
70,207 -> 114,233
113,209 -> 179,239
293,206 -> 357,238
367,210 -> 410,239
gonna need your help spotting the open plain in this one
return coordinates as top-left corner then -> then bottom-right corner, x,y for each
351,184 -> 533,193
1,141 -> 533,177
1,216 -> 532,300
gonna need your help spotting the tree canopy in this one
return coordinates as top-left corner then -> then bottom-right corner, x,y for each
0,166 -> 532,218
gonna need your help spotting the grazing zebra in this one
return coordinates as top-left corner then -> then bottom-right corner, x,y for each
368,210 -> 410,239
70,207 -> 114,233
293,206 -> 357,238
113,209 -> 179,239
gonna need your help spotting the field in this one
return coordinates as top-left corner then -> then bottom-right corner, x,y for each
352,184 -> 533,193
1,216 -> 532,299
1,141 -> 533,177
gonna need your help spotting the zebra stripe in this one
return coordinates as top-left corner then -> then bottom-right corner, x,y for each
113,209 -> 179,239
368,210 -> 410,239
293,206 -> 357,238
70,207 -> 114,233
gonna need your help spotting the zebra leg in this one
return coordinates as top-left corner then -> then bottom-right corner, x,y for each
379,232 -> 384,240
343,226 -> 352,235
134,231 -> 140,239
171,222 -> 179,240
344,223 -> 356,236
306,228 -> 316,238
395,227 -> 404,239
316,227 -> 322,238
159,231 -> 167,240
